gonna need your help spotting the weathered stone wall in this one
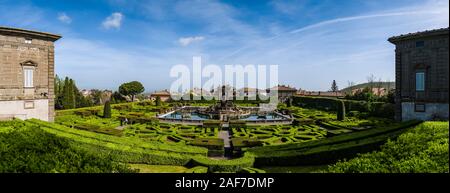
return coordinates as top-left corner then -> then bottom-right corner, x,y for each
393,30 -> 449,121
401,102 -> 449,121
0,32 -> 56,121
0,99 -> 49,121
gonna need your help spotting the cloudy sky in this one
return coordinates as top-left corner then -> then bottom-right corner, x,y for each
0,0 -> 448,92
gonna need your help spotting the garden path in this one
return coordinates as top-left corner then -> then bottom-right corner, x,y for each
218,130 -> 231,148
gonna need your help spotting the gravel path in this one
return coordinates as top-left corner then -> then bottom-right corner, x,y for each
218,130 -> 231,148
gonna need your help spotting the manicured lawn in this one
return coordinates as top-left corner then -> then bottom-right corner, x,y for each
129,164 -> 189,173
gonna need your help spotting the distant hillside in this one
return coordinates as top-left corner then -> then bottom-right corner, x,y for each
341,82 -> 395,93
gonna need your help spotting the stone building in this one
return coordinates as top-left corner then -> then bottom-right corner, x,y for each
0,26 -> 61,121
150,89 -> 172,102
267,85 -> 297,100
388,27 -> 449,121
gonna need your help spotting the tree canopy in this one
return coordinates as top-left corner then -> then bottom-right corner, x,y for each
118,81 -> 145,101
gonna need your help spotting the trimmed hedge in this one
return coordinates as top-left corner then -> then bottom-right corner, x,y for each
292,96 -> 394,119
237,167 -> 267,173
184,166 -> 208,173
189,153 -> 255,172
324,121 -> 449,173
202,120 -> 222,128
0,120 -> 133,173
189,138 -> 224,150
27,119 -> 207,155
247,120 -> 422,166
73,122 -> 122,136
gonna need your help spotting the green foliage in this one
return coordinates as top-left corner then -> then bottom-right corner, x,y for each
247,120 -> 422,166
292,96 -> 395,119
348,87 -> 376,101
54,75 -> 64,109
237,167 -> 266,173
325,122 -> 449,173
124,123 -> 218,146
232,124 -> 327,146
26,119 -> 208,166
190,138 -> 224,150
62,77 -> 75,109
55,75 -> 92,109
103,100 -> 112,118
44,99 -> 427,173
111,91 -> 127,103
286,97 -> 292,107
0,120 -> 133,173
337,100 -> 345,121
119,81 -> 145,101
184,166 -> 208,173
30,119 -> 207,155
331,80 -> 338,92
155,96 -> 162,106
190,153 -> 255,172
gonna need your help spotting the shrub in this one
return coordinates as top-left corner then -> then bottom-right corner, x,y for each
292,96 -> 395,119
103,101 -> 111,118
347,111 -> 359,117
232,138 -> 264,148
337,100 -> 345,121
202,120 -> 221,128
0,120 -> 133,173
189,138 -> 224,150
190,153 -> 255,172
237,167 -> 267,173
247,120 -> 422,166
324,121 -> 449,173
184,166 -> 208,173
156,96 -> 162,106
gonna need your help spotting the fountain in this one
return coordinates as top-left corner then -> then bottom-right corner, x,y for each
159,85 -> 292,125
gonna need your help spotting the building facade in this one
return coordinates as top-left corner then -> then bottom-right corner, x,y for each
150,90 -> 172,102
0,27 -> 61,121
388,28 -> 449,121
267,85 -> 297,101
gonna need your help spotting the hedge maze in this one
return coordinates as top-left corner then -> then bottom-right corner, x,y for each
231,124 -> 327,146
24,97 -> 416,173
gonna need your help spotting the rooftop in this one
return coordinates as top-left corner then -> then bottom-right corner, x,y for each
388,27 -> 449,43
151,90 -> 171,96
269,85 -> 297,91
0,26 -> 62,42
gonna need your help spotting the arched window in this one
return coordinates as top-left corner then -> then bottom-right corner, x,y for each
20,60 -> 37,88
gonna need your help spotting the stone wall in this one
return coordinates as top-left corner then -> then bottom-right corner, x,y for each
392,29 -> 449,121
0,99 -> 49,121
401,102 -> 449,121
0,30 -> 58,121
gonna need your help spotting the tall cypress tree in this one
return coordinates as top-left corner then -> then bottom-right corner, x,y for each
155,96 -> 161,106
67,79 -> 76,109
62,77 -> 70,109
54,75 -> 64,109
103,100 -> 111,118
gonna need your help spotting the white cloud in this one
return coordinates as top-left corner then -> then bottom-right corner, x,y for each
178,36 -> 205,46
57,12 -> 72,24
102,12 -> 124,29
214,0 -> 448,90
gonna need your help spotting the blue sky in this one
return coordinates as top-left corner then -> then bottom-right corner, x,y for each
0,0 -> 448,92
